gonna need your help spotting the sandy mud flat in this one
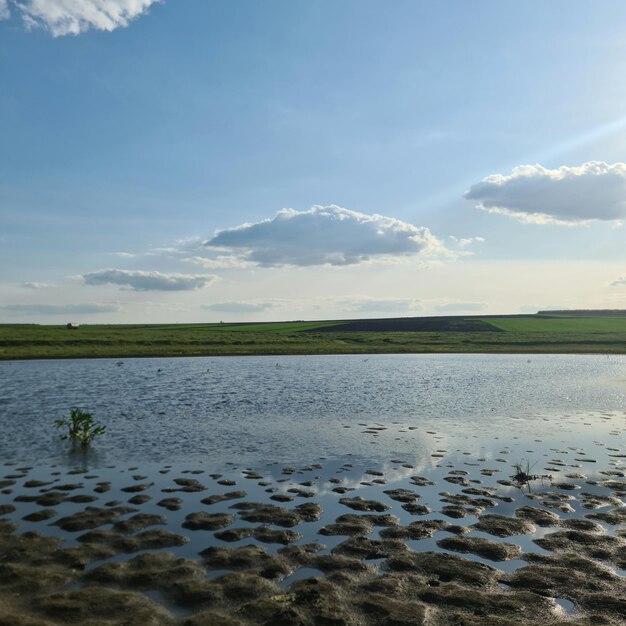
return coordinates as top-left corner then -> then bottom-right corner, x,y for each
0,412 -> 624,625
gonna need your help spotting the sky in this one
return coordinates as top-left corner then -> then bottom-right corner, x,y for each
1,0 -> 626,323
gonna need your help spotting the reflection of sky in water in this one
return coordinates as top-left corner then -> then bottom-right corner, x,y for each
0,353 -> 624,466
2,407 -> 623,596
1,355 -> 624,618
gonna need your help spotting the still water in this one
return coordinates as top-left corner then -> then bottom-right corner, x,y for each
0,354 -> 624,467
0,353 -> 624,609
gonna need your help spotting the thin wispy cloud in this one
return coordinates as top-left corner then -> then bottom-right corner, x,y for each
184,255 -> 255,270
3,0 -> 161,36
21,281 -> 53,289
448,235 -> 485,248
465,161 -> 626,224
341,298 -> 422,313
81,269 -> 217,291
205,205 -> 445,267
203,301 -> 277,314
1,303 -> 120,315
610,277 -> 626,287
111,252 -> 140,258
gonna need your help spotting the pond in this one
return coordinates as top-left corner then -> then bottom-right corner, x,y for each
0,354 -> 624,624
0,353 -> 624,467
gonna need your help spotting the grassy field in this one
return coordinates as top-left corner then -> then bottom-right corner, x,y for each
481,316 -> 626,333
1,312 -> 626,359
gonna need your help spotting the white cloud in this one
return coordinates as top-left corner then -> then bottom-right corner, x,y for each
610,277 -> 626,286
150,247 -> 182,255
448,235 -> 485,248
7,0 -> 160,36
184,255 -> 255,270
21,281 -> 53,289
202,301 -> 277,314
205,205 -> 445,267
465,161 -> 626,224
111,251 -> 139,258
150,237 -> 205,256
81,269 -> 217,291
1,303 -> 120,315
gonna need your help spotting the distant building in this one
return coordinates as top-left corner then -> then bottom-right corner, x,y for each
66,323 -> 80,330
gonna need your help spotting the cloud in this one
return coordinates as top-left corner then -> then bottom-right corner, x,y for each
149,237 -> 205,257
81,269 -> 217,291
435,302 -> 486,313
150,247 -> 183,255
202,301 -> 277,314
448,235 -> 485,248
184,255 -> 255,270
610,277 -> 626,286
465,161 -> 626,224
5,0 -> 160,36
21,281 -> 53,289
1,303 -> 120,315
205,205 -> 445,267
342,298 -> 421,313
110,252 -> 139,258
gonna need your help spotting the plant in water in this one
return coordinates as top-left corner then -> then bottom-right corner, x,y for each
54,408 -> 106,447
512,458 -> 538,484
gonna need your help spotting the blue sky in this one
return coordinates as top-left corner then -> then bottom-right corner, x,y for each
1,1 -> 626,322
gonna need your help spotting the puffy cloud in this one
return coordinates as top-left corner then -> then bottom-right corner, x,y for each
6,0 -> 160,36
1,303 -> 120,315
435,302 -> 486,313
202,301 -> 277,313
81,269 -> 217,291
610,277 -> 626,286
205,205 -> 445,267
465,161 -> 626,224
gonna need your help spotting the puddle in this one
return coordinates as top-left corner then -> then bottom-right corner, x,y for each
555,597 -> 576,615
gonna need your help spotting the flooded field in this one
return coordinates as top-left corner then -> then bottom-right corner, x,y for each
0,355 -> 624,624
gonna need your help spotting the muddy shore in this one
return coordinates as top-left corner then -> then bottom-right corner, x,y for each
0,415 -> 624,625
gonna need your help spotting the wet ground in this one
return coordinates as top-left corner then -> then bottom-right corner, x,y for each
0,410 -> 624,625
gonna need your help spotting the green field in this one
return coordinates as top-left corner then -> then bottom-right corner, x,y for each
1,312 -> 625,359
482,316 -> 626,332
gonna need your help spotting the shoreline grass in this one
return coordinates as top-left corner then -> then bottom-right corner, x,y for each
1,314 -> 625,360
2,333 -> 626,359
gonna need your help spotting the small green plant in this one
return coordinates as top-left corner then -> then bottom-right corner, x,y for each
54,408 -> 106,447
512,458 -> 538,484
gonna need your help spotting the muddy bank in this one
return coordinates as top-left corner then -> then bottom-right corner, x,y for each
1,522 -> 625,625
0,414 -> 624,625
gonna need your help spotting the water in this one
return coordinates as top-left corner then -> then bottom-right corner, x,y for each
0,354 -> 625,467
0,355 -> 623,619
1,435 -> 623,579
